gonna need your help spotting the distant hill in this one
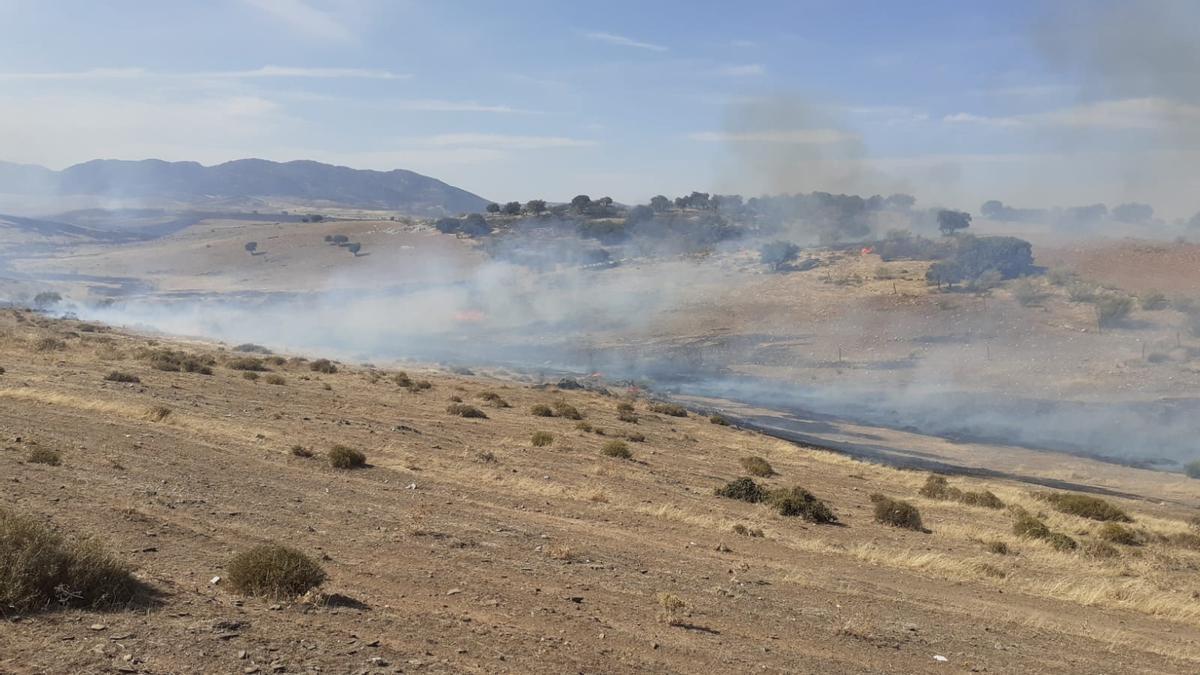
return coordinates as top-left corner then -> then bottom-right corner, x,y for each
0,158 -> 490,216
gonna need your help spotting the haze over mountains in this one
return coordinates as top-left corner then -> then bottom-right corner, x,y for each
0,158 -> 490,215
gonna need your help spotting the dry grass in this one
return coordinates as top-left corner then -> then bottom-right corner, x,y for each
26,447 -> 61,466
226,544 -> 326,599
328,445 -> 366,469
531,431 -> 554,447
739,456 -> 775,477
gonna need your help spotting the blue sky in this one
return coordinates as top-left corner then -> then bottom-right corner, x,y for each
0,0 -> 1197,216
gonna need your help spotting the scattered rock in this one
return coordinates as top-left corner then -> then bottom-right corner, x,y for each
89,624 -> 107,631
447,588 -> 462,596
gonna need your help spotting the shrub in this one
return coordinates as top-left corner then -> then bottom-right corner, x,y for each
1039,492 -> 1132,522
918,475 -> 956,499
328,445 -> 366,469
616,402 -> 635,414
1184,461 -> 1200,479
1010,278 -> 1046,306
226,544 -> 326,599
27,447 -> 61,466
601,440 -> 631,459
531,431 -> 554,447
143,349 -> 214,374
1067,282 -> 1098,303
104,371 -> 140,383
768,487 -> 837,523
447,403 -> 488,419
656,592 -> 688,626
310,359 -> 337,374
234,343 -> 272,354
477,391 -> 510,408
960,490 -> 1005,509
1097,522 -> 1140,546
1046,532 -> 1078,552
1013,511 -> 1051,539
870,494 -> 924,531
0,508 -> 141,612
1082,540 -> 1120,559
715,477 -> 766,503
618,411 -> 639,423
290,445 -> 314,458
1140,291 -> 1168,310
264,374 -> 286,386
530,404 -> 554,417
732,524 -> 764,538
227,357 -> 268,372
574,421 -> 592,432
242,371 -> 259,382
552,401 -> 583,420
739,456 -> 775,477
1094,294 -> 1135,327
33,337 -> 66,352
625,432 -> 646,442
145,406 -> 171,422
986,541 -> 1009,555
649,402 -> 687,417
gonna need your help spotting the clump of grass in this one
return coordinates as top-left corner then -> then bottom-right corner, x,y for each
768,486 -> 837,523
739,456 -> 775,477
145,405 -> 171,422
732,524 -> 764,538
234,343 -> 272,354
1166,532 -> 1200,550
448,395 -> 463,403
574,421 -> 592,432
986,541 -> 1009,555
477,391 -> 511,408
648,402 -> 687,417
715,477 -> 767,503
531,431 -> 554,447
1013,512 -> 1051,539
226,356 -> 269,372
1010,278 -> 1046,306
104,371 -> 140,383
33,337 -> 66,352
328,445 -> 366,469
624,432 -> 646,442
1140,291 -> 1168,310
447,403 -> 488,419
960,490 -> 1005,509
1046,532 -> 1078,551
709,414 -> 731,426
1097,522 -> 1141,546
545,544 -> 575,561
393,372 -> 432,392
1037,492 -> 1132,522
142,348 -> 213,374
601,440 -> 631,459
617,411 -> 639,423
869,494 -> 924,531
27,447 -> 61,466
917,474 -> 1004,509
264,374 -> 286,386
616,402 -> 635,414
656,592 -> 688,626
530,404 -> 554,417
226,544 -> 326,599
242,371 -> 259,382
1082,540 -> 1120,559
309,359 -> 337,374
552,401 -> 583,420
0,507 -> 142,612
290,445 -> 313,458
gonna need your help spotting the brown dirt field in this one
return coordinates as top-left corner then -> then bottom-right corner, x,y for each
2,311 -> 1200,673
1038,240 -> 1200,296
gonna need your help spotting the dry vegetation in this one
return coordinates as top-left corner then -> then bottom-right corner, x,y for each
2,310 -> 1200,672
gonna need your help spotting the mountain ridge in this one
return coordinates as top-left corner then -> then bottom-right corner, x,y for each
0,158 -> 490,215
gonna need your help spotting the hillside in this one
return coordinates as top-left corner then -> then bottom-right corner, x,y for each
0,159 -> 490,216
2,312 -> 1200,673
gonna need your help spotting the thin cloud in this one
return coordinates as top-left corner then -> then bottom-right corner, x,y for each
584,31 -> 668,52
242,0 -> 353,42
419,133 -> 597,150
714,64 -> 765,77
944,98 -> 1200,130
0,66 -> 408,81
689,129 -> 858,144
390,99 -> 538,114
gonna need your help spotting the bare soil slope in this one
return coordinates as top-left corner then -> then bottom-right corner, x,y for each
2,312 -> 1200,673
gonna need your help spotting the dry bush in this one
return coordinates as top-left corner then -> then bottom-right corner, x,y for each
142,348 -> 213,374
310,359 -> 337,374
870,494 -> 924,531
0,507 -> 142,612
740,456 -> 776,477
617,411 -> 639,423
144,406 -> 171,422
242,371 -> 259,382
328,445 -> 366,469
616,402 -> 635,414
290,445 -> 313,458
625,432 -> 646,442
531,431 -> 554,447
709,414 -> 731,426
1165,531 -> 1200,550
393,372 -> 432,392
601,440 -> 631,459
552,401 -> 583,420
1046,532 -> 1078,551
227,357 -> 269,372
477,391 -> 511,408
226,544 -> 326,599
649,402 -> 687,417
1082,540 -> 1120,559
1010,278 -> 1046,306
27,447 -> 61,466
715,477 -> 766,503
234,343 -> 272,354
960,490 -> 1005,509
917,474 -> 1004,509
1094,293 -> 1135,327
575,421 -> 592,432
1097,522 -> 1141,546
545,544 -> 575,561
986,541 -> 1009,555
768,486 -> 837,523
1038,492 -> 1131,522
530,404 -> 554,417
447,403 -> 488,419
732,524 -> 764,538
656,592 -> 688,626
1140,291 -> 1168,310
264,374 -> 286,386
33,337 -> 66,352
104,371 -> 140,383
266,356 -> 286,367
